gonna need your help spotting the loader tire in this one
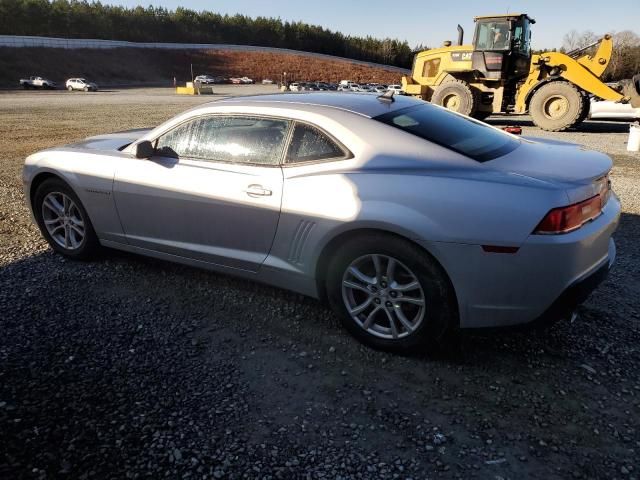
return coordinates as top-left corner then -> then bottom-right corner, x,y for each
529,81 -> 583,131
573,91 -> 591,127
432,80 -> 478,117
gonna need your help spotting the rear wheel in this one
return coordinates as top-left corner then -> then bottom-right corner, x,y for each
326,233 -> 457,352
431,80 -> 478,117
529,81 -> 583,131
33,178 -> 100,260
67,85 -> 73,91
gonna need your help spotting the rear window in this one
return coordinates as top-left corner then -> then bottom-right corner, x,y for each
374,103 -> 519,161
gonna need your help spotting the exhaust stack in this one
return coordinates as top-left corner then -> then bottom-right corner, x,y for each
457,25 -> 464,45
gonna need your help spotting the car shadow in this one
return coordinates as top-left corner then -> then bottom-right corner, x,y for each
2,210 -> 637,368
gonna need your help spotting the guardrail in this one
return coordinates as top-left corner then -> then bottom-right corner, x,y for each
0,35 -> 410,73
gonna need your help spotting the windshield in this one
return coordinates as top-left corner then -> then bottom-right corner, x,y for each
475,20 -> 511,50
374,103 -> 519,162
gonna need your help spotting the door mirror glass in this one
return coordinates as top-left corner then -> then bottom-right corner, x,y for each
135,140 -> 155,159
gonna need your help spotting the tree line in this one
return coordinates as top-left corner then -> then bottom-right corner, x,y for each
0,0 -> 415,68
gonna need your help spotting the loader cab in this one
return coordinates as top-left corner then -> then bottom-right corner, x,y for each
471,14 -> 535,81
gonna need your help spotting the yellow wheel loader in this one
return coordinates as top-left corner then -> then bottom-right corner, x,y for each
402,14 -> 640,131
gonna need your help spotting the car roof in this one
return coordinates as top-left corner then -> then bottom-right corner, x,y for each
206,92 -> 420,118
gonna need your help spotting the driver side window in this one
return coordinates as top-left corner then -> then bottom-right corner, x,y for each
155,116 -> 291,165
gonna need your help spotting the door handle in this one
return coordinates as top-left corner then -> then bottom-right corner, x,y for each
244,184 -> 272,197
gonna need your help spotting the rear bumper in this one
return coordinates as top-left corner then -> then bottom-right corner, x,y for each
525,259 -> 611,329
423,193 -> 620,329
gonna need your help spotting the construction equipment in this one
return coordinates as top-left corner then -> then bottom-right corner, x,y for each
402,14 -> 639,131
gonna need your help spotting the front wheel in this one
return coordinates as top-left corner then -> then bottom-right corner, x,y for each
326,234 -> 457,352
529,81 -> 583,131
33,178 -> 100,260
67,86 -> 73,91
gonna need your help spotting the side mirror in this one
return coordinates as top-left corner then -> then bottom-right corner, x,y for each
135,140 -> 154,159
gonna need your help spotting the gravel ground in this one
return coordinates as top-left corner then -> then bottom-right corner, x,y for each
1,89 -> 639,479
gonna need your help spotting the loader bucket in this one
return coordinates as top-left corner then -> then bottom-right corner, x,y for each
620,78 -> 640,108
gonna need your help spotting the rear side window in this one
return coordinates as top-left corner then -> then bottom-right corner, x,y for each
155,116 -> 290,165
286,123 -> 347,163
374,104 -> 519,161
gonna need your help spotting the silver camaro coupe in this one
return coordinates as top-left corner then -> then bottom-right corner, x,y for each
23,93 -> 620,351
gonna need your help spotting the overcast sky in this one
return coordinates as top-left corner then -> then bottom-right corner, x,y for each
107,0 -> 640,50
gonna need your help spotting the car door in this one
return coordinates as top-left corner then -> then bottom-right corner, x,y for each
113,115 -> 290,272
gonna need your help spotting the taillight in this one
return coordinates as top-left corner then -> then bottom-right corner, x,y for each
534,195 -> 603,234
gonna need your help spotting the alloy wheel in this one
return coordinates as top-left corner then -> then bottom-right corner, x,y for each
41,192 -> 85,250
341,254 -> 426,339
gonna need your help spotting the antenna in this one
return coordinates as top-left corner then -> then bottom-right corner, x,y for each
377,89 -> 395,103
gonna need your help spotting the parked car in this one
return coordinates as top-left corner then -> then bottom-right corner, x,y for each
19,76 -> 56,89
65,78 -> 98,92
289,82 -> 303,92
589,99 -> 640,120
337,84 -> 351,92
262,79 -> 274,85
23,93 -> 619,352
240,77 -> 254,84
229,78 -> 242,84
194,75 -> 216,85
372,86 -> 387,93
387,84 -> 405,95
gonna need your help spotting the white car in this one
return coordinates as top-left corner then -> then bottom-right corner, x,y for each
65,78 -> 98,92
262,79 -> 274,85
19,76 -> 56,89
240,77 -> 254,84
589,100 -> 640,120
387,84 -> 404,95
372,86 -> 387,94
194,75 -> 216,85
289,83 -> 303,92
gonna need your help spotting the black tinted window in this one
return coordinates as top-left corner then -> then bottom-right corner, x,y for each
374,104 -> 519,161
286,123 -> 346,163
156,116 -> 290,165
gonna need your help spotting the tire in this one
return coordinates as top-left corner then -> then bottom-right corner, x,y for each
529,81 -> 583,131
326,233 -> 457,352
431,80 -> 478,117
83,86 -> 88,92
33,178 -> 100,260
67,85 -> 73,91
573,91 -> 590,127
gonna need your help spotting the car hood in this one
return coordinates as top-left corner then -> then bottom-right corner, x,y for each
68,128 -> 152,151
488,137 -> 612,185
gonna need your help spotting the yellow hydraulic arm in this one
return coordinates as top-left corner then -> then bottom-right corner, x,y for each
515,34 -> 625,113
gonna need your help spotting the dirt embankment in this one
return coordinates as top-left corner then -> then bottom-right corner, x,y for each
0,47 -> 405,87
